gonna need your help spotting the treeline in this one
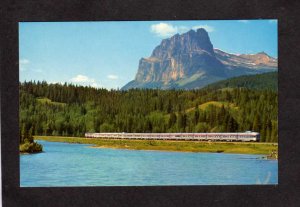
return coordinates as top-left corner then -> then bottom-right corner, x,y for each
205,72 -> 278,91
20,81 -> 278,142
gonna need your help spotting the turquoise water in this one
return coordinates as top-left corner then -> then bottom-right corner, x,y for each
20,140 -> 278,187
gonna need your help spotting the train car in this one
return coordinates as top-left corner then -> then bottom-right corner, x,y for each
84,132 -> 260,142
238,131 -> 260,142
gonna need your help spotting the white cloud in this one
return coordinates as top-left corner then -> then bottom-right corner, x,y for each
91,82 -> 101,88
70,75 -> 93,83
150,23 -> 215,38
70,74 -> 102,88
107,74 -> 119,80
192,25 -> 215,32
150,23 -> 178,37
238,20 -> 249,23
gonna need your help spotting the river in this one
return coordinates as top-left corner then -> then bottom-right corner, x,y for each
20,140 -> 278,186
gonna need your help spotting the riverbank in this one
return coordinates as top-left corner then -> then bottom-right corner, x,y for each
35,136 -> 278,156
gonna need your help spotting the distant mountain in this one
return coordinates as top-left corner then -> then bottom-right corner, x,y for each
214,49 -> 277,74
204,71 -> 278,91
122,29 -> 277,90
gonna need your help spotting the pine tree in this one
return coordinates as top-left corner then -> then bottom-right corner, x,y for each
167,99 -> 172,113
193,107 -> 200,125
21,123 -> 28,142
169,112 -> 177,128
28,126 -> 34,143
252,114 -> 261,132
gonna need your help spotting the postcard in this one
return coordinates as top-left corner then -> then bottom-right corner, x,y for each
19,20 -> 278,187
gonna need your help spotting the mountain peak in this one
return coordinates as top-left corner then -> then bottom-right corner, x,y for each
257,51 -> 268,56
151,28 -> 214,59
122,30 -> 278,90
183,28 -> 208,34
196,28 -> 208,34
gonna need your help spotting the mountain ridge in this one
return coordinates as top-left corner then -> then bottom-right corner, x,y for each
122,29 -> 277,90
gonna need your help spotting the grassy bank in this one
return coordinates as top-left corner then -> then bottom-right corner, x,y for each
35,136 -> 278,156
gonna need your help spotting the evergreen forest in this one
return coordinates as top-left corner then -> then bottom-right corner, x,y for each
20,72 -> 278,142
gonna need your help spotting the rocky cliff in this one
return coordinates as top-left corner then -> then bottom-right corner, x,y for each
122,28 -> 277,90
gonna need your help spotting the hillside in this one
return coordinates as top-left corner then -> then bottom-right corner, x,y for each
204,72 -> 278,91
20,81 -> 278,142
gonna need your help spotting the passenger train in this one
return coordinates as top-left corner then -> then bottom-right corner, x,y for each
85,131 -> 260,142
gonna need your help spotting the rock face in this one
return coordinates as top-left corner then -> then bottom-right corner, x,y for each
122,28 -> 277,90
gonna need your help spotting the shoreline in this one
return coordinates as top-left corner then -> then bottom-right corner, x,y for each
87,145 -> 267,157
35,136 -> 278,158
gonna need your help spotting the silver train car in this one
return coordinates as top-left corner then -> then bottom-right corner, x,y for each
85,131 -> 260,142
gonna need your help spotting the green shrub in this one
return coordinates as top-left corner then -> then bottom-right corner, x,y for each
20,141 -> 43,153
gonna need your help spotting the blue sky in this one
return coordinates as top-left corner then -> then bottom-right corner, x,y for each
19,20 -> 278,89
